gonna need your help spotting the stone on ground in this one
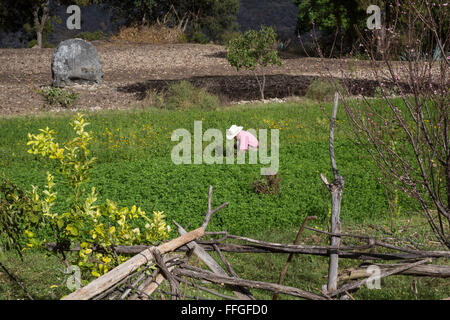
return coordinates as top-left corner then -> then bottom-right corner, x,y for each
51,38 -> 103,87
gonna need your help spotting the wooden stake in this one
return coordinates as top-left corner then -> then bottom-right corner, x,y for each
321,92 -> 345,293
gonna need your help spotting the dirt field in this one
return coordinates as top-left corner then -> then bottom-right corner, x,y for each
0,42 -> 387,116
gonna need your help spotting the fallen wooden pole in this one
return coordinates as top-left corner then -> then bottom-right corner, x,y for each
201,234 -> 450,259
174,265 -> 327,300
339,263 -> 450,280
175,221 -> 254,300
47,241 -> 450,261
304,227 -> 450,258
131,255 -> 180,300
330,258 -> 432,297
135,268 -> 172,300
62,227 -> 205,300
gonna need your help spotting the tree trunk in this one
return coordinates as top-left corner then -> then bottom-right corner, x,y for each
261,70 -> 266,100
33,8 -> 41,48
36,31 -> 43,48
339,263 -> 450,281
253,69 -> 265,100
446,155 -> 450,224
33,1 -> 50,48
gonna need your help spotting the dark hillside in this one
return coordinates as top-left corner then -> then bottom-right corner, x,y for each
1,1 -> 299,47
237,0 -> 298,38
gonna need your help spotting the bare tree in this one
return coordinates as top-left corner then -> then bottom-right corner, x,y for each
340,0 -> 449,248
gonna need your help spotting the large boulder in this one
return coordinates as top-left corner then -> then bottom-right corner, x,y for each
51,38 -> 103,87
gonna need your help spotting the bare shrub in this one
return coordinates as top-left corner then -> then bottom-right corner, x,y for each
144,81 -> 220,110
306,0 -> 449,248
305,78 -> 345,102
252,173 -> 282,195
110,24 -> 186,44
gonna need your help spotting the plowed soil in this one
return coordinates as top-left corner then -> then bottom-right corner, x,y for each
0,41 -> 395,116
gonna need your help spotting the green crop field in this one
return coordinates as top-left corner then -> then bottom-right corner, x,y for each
0,100 -> 417,235
0,99 -> 448,300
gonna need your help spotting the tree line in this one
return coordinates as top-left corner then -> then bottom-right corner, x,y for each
0,0 -> 447,57
0,0 -> 240,48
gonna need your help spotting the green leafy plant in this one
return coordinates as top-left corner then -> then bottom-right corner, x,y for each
144,88 -> 166,109
293,0 -> 367,56
190,30 -> 209,44
220,30 -> 242,45
26,114 -> 171,280
27,39 -> 55,48
305,78 -> 344,102
226,26 -> 282,99
177,33 -> 189,43
75,30 -> 106,41
2,99 -> 417,237
0,177 -> 41,257
150,81 -> 220,110
36,87 -> 79,109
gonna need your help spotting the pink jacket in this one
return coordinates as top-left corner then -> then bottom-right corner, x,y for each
236,130 -> 258,151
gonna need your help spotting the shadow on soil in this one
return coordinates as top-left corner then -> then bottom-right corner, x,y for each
117,74 -> 387,101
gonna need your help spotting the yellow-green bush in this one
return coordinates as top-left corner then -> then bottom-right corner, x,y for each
25,114 -> 171,281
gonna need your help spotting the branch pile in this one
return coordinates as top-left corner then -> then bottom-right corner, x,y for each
60,186 -> 449,300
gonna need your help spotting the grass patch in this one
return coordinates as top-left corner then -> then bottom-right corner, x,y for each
0,99 -> 418,236
111,24 -> 186,44
35,87 -> 79,109
75,30 -> 106,42
145,81 -> 220,110
1,217 -> 446,300
0,250 -> 70,300
305,78 -> 345,102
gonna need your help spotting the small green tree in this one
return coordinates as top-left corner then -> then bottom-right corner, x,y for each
293,0 -> 367,55
226,26 -> 282,100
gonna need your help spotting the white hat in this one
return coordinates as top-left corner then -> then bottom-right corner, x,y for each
226,125 -> 243,140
